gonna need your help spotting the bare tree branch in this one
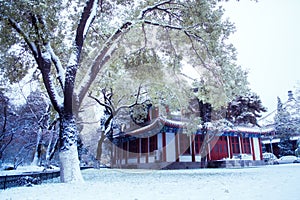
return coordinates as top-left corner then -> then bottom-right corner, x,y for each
88,91 -> 113,115
137,0 -> 173,20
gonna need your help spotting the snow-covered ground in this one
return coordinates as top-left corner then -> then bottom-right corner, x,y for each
0,165 -> 59,176
1,164 -> 300,200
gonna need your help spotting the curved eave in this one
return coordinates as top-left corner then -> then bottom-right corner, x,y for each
117,117 -> 275,138
123,117 -> 185,137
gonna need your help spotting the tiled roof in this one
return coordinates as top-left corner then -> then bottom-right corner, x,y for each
116,117 -> 274,138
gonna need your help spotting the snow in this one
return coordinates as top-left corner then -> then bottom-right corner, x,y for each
67,52 -> 78,68
1,164 -> 300,200
234,125 -> 274,134
47,73 -> 64,109
59,145 -> 83,183
83,0 -> 98,38
0,165 -> 59,176
46,44 -> 65,88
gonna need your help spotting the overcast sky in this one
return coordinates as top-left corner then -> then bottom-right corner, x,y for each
222,0 -> 300,115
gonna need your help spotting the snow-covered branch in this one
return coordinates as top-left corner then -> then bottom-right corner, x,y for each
8,18 -> 38,61
64,0 -> 99,114
138,0 -> 173,20
76,21 -> 133,106
46,43 -> 65,90
76,1 -> 187,105
39,52 -> 64,112
6,15 -> 64,112
143,20 -> 182,30
76,0 -> 99,47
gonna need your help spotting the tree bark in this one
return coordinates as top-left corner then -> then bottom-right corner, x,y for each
59,145 -> 83,183
31,128 -> 42,166
200,143 -> 208,168
96,131 -> 106,161
59,114 -> 83,183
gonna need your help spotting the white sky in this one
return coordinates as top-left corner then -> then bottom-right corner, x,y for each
222,0 -> 300,115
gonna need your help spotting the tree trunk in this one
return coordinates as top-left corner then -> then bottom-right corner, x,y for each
96,131 -> 106,161
200,141 -> 209,168
31,128 -> 42,166
45,130 -> 59,168
200,156 -> 207,168
59,114 -> 83,183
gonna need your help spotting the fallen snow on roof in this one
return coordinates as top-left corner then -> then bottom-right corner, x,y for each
233,126 -> 275,133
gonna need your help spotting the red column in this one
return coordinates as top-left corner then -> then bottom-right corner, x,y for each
208,142 -> 211,161
191,135 -> 196,162
258,138 -> 263,160
112,144 -> 116,166
175,133 -> 179,162
137,138 -> 140,164
146,137 -> 149,163
119,144 -> 122,166
240,136 -> 244,154
251,138 -> 256,160
162,132 -> 166,162
125,141 -> 128,164
229,137 -> 233,158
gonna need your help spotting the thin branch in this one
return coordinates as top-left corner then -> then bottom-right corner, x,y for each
138,0 -> 173,19
88,91 -> 113,115
184,30 -> 211,56
143,20 -> 182,30
115,84 -> 143,115
142,23 -> 148,49
102,88 -> 115,113
18,83 -> 47,129
135,84 -> 142,104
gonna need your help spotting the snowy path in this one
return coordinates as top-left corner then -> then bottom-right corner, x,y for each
1,164 -> 300,200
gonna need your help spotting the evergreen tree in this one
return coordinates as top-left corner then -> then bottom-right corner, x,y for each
291,87 -> 300,156
226,92 -> 267,126
274,97 -> 296,156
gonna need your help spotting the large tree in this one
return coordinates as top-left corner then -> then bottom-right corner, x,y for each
1,0 -> 248,182
0,90 -> 13,161
1,0 -> 100,182
294,85 -> 300,156
274,97 -> 297,156
226,92 -> 267,127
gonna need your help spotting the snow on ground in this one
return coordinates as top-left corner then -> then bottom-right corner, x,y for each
0,165 -> 59,176
1,164 -> 300,200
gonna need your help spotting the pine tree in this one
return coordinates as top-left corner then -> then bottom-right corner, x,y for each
226,92 -> 267,126
274,97 -> 296,157
293,87 -> 300,153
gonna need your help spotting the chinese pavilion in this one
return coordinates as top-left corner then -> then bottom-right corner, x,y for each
111,116 -> 272,169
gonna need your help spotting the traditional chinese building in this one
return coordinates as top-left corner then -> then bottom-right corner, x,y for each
111,117 -> 272,169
